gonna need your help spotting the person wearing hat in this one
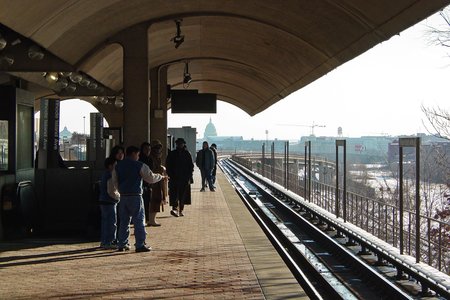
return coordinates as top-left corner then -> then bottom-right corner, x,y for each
165,137 -> 194,217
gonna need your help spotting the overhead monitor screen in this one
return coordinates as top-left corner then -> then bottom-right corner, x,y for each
171,90 -> 217,113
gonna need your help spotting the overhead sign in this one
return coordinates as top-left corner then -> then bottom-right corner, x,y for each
171,89 -> 217,113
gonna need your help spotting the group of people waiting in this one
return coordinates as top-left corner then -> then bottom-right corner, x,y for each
98,138 -> 218,253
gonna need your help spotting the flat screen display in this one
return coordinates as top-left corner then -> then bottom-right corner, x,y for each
171,90 -> 217,113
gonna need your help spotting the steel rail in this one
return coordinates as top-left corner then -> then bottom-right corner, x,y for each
225,158 -> 450,299
222,159 -> 419,299
220,161 -> 327,300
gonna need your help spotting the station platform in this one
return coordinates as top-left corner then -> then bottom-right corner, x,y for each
0,169 -> 308,299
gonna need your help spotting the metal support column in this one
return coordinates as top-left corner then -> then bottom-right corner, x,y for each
262,143 -> 265,177
335,140 -> 347,221
304,141 -> 311,201
271,142 -> 275,182
398,137 -> 421,261
284,141 -> 289,189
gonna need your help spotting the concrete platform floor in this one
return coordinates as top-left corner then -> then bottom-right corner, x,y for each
0,170 -> 308,299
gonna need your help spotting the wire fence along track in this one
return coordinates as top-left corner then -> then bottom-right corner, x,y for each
221,158 -> 450,300
231,153 -> 450,275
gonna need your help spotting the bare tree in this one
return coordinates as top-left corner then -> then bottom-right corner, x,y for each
420,5 -> 450,267
421,105 -> 450,141
422,7 -> 450,140
426,7 -> 450,51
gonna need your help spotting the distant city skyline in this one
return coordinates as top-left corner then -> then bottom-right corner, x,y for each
59,8 -> 450,141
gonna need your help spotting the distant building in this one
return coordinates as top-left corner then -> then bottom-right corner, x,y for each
195,119 -> 450,165
387,134 -> 450,163
297,135 -> 394,163
60,126 -> 72,141
203,117 -> 217,138
197,118 -> 245,151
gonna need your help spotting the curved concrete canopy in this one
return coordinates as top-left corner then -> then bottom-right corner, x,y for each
1,0 -> 449,115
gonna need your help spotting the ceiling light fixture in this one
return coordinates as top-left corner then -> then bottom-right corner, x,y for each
171,19 -> 184,49
11,38 -> 21,46
0,34 -> 7,50
45,72 -> 59,83
65,83 -> 77,93
88,82 -> 98,90
0,54 -> 14,65
55,77 -> 68,89
69,73 -> 83,83
114,96 -> 124,108
99,97 -> 109,104
79,76 -> 91,87
59,72 -> 72,77
28,45 -> 44,60
183,61 -> 192,88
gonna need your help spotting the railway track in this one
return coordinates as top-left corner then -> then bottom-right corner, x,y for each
220,158 -> 449,300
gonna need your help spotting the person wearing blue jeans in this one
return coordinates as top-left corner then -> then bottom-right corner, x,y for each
112,146 -> 165,252
99,157 -> 120,249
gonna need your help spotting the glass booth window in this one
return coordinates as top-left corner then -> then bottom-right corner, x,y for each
17,105 -> 33,169
0,120 -> 8,171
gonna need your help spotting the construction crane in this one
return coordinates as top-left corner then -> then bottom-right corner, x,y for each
277,122 -> 326,136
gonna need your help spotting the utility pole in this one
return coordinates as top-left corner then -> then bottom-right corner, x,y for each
265,129 -> 268,145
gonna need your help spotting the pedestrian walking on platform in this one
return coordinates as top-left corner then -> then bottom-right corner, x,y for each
196,141 -> 215,191
166,138 -> 194,217
112,146 -> 165,252
99,157 -> 120,249
210,143 -> 218,186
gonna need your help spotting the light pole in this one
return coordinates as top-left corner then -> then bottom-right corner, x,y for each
83,116 -> 86,160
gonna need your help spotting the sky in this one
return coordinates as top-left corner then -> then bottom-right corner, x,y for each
59,9 -> 450,141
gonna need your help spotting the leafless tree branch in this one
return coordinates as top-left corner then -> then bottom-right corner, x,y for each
421,105 -> 450,141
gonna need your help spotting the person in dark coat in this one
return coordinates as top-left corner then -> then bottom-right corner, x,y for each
210,143 -> 218,186
98,157 -> 120,249
166,138 -> 194,217
195,141 -> 215,192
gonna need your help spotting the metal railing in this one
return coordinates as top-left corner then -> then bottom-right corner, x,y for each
231,153 -> 450,274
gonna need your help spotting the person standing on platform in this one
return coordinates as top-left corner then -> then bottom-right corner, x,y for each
99,157 -> 120,249
166,138 -> 194,217
210,143 -> 218,187
139,142 -> 152,224
147,139 -> 168,226
195,141 -> 215,192
109,145 -> 125,162
108,144 -> 125,243
112,146 -> 165,252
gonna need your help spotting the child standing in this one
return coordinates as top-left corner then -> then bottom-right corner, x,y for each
99,157 -> 120,249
